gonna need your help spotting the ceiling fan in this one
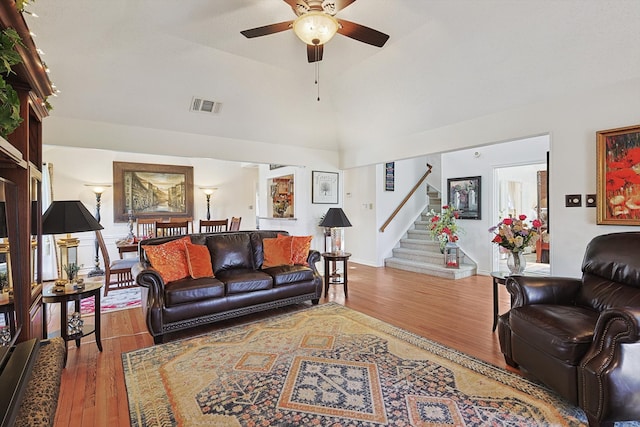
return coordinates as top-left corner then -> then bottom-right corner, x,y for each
240,0 -> 390,63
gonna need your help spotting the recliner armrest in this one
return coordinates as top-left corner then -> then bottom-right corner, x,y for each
505,275 -> 581,307
579,307 -> 640,422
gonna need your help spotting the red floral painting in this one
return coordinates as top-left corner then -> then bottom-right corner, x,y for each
597,125 -> 640,225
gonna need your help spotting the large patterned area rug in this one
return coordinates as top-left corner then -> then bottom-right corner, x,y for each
123,303 -> 588,426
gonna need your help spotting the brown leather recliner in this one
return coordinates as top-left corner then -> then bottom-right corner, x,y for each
498,232 -> 640,427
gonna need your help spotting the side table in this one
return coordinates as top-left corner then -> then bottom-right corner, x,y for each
42,280 -> 103,366
322,252 -> 351,298
490,271 -> 510,332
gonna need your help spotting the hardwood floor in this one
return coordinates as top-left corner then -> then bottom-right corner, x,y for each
52,264 -> 513,426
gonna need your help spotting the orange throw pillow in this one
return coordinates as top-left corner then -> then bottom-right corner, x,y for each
278,234 -> 312,266
184,241 -> 214,279
263,237 -> 293,268
144,237 -> 190,283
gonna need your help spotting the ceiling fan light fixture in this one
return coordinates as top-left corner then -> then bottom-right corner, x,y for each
293,11 -> 339,45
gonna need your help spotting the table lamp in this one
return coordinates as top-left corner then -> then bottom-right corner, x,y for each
42,200 -> 104,281
319,208 -> 352,254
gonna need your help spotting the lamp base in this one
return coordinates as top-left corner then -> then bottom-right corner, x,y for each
87,267 -> 105,277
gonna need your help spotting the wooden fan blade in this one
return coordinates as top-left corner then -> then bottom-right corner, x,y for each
240,21 -> 293,38
282,0 -> 302,13
331,0 -> 357,13
337,19 -> 389,47
307,44 -> 324,63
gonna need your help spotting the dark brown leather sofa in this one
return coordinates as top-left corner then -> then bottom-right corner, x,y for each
498,232 -> 640,426
132,230 -> 322,344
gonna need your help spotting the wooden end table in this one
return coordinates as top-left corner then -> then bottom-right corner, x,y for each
322,252 -> 351,298
43,280 -> 103,366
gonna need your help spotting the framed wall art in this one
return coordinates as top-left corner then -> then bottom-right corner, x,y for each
267,174 -> 295,218
447,176 -> 481,220
312,171 -> 339,204
113,161 -> 194,223
596,124 -> 640,225
385,162 -> 395,191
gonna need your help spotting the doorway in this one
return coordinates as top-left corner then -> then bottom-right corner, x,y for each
493,162 -> 550,274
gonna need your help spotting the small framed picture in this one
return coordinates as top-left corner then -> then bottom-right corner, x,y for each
312,171 -> 339,204
385,162 -> 395,191
447,176 -> 481,220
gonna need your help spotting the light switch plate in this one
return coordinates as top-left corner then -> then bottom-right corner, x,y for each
585,194 -> 597,207
565,194 -> 582,207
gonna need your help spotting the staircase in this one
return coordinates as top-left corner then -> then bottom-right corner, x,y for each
384,186 -> 477,280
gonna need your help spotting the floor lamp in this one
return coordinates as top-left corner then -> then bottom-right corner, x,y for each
85,185 -> 111,277
42,200 -> 104,282
200,188 -> 217,220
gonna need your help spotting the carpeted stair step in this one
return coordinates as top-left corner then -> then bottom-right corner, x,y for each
398,237 -> 442,252
406,228 -> 432,240
385,257 -> 476,279
391,246 -> 444,264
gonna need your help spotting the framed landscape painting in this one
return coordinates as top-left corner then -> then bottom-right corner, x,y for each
113,161 -> 194,223
597,124 -> 640,225
447,176 -> 481,220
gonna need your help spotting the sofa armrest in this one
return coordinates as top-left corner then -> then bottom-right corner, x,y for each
505,275 -> 581,308
132,262 -> 166,307
307,250 -> 321,273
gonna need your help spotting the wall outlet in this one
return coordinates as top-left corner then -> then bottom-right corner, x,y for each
565,194 -> 582,207
585,194 -> 596,207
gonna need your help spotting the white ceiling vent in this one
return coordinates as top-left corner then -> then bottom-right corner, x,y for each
190,96 -> 223,114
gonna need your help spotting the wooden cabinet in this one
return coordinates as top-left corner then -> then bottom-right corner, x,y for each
0,3 -> 53,342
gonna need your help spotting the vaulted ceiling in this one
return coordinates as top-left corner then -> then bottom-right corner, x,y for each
26,0 -> 640,166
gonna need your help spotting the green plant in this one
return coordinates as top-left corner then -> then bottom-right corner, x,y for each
0,27 -> 24,139
0,271 -> 7,290
63,263 -> 82,281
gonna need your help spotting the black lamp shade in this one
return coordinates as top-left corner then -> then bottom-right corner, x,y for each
319,208 -> 352,228
42,200 -> 104,234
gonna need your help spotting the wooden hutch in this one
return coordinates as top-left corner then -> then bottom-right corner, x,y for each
0,2 -> 53,424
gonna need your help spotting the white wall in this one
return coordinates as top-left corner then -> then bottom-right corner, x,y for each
441,136 -> 549,275
256,164 -> 340,255
43,145 -> 259,272
343,155 -> 434,266
345,78 -> 640,277
43,78 -> 640,279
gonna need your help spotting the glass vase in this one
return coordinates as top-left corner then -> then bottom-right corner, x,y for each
507,251 -> 526,274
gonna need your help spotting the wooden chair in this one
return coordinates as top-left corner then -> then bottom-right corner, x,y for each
199,219 -> 228,233
96,230 -> 137,296
136,218 -> 161,239
229,216 -> 241,231
155,221 -> 189,237
170,217 -> 193,233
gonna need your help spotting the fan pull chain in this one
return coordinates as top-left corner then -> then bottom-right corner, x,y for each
315,45 -> 320,101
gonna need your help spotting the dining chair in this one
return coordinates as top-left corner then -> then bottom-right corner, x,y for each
96,230 -> 137,296
155,221 -> 189,237
229,216 -> 241,231
199,219 -> 228,233
170,217 -> 194,233
137,218 -> 161,239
